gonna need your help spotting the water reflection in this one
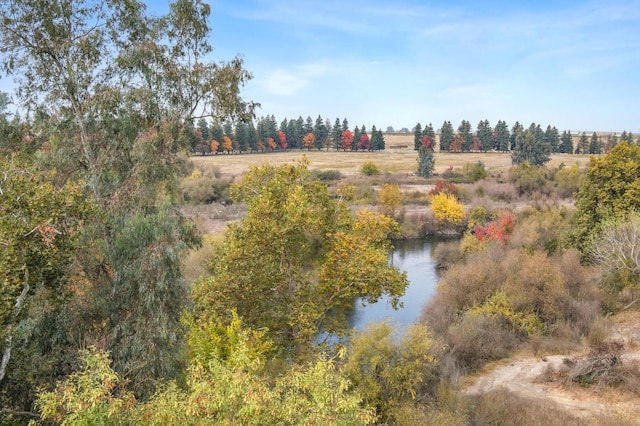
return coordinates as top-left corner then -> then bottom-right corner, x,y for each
350,238 -> 443,330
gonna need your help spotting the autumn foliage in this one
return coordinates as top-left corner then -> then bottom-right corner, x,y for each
340,130 -> 354,151
429,180 -> 458,196
430,192 -> 465,224
472,212 -> 516,246
277,130 -> 288,150
303,132 -> 316,150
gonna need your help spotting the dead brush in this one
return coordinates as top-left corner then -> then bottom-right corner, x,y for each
554,341 -> 640,394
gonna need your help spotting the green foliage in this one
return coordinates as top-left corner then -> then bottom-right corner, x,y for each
180,165 -> 233,204
416,146 -> 435,178
508,162 -> 552,196
343,322 -> 441,424
360,161 -> 381,176
194,159 -> 408,353
553,163 -> 584,198
462,161 -> 488,183
469,291 -> 544,336
511,129 -> 551,166
37,319 -> 376,425
570,142 -> 640,255
36,348 -> 136,425
0,157 -> 94,403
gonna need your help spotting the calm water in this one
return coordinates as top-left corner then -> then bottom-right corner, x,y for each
350,238 -> 443,330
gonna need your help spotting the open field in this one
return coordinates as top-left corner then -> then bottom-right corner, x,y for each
191,149 -> 593,177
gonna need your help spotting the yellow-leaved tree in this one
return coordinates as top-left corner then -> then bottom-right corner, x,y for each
430,192 -> 465,225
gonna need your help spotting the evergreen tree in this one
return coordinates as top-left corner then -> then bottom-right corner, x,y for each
332,118 -> 342,150
439,120 -> 454,152
511,128 -> 551,165
476,119 -> 493,152
417,146 -> 435,178
577,132 -> 589,154
589,132 -> 602,154
413,123 -> 422,151
495,120 -> 510,151
314,115 -> 328,150
544,125 -> 560,153
423,123 -> 436,151
353,126 -> 361,151
235,121 -> 249,152
458,120 -> 473,151
559,130 -> 574,153
510,122 -> 523,151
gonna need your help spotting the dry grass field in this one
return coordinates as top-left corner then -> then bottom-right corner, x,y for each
191,133 -> 593,177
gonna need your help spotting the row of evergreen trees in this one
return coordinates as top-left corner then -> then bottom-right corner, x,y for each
414,120 -> 637,156
189,115 -> 386,154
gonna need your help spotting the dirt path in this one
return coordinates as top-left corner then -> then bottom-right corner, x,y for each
465,312 -> 640,423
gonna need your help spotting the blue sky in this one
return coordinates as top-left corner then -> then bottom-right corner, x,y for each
1,0 -> 638,134
198,0 -> 640,133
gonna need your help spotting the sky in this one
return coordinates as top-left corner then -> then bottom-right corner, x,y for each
1,0 -> 638,134
196,0 -> 640,134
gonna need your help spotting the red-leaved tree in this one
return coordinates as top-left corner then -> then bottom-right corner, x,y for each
277,130 -> 288,150
340,130 -> 354,151
358,133 -> 370,151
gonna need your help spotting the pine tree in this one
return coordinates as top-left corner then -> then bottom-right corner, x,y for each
559,130 -> 574,153
439,121 -> 454,152
413,123 -> 422,150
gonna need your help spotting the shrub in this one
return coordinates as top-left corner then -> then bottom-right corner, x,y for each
360,161 -> 380,176
462,161 -> 488,183
311,169 -> 343,181
180,166 -> 233,204
445,314 -> 520,371
430,192 -> 465,225
508,162 -> 552,196
429,180 -> 458,196
553,163 -> 583,198
377,183 -> 404,218
344,322 -> 442,425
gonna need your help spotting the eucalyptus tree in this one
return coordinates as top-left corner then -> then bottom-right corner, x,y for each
0,0 -> 257,398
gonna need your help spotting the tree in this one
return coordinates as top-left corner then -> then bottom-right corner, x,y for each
377,184 -> 403,218
417,146 -> 435,178
545,125 -> 560,153
303,132 -> 316,150
358,132 -> 371,151
511,129 -> 551,166
192,160 -> 408,353
423,123 -> 436,151
0,0 -> 256,399
494,120 -> 510,151
277,130 -> 288,150
413,123 -> 423,150
314,115 -> 328,150
458,120 -> 473,151
370,125 -> 383,151
591,213 -> 640,293
576,132 -> 589,154
221,135 -> 233,153
37,318 -> 376,425
570,142 -> 640,255
439,121 -> 453,152
476,119 -> 493,152
430,192 -> 465,225
559,130 -> 574,153
341,129 -> 354,151
332,118 -> 342,150
589,132 -> 602,155
510,122 -> 523,151
0,158 -> 93,394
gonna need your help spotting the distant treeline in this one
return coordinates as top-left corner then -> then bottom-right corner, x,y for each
189,115 -> 637,156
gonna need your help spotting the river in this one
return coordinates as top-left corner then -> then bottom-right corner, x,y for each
349,238 -> 443,330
